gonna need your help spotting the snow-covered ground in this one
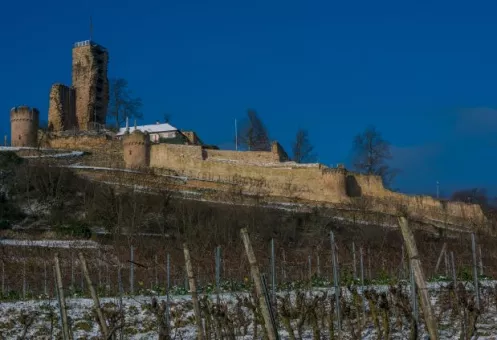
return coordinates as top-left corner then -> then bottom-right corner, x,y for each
0,146 -> 45,152
0,239 -> 105,249
22,151 -> 85,158
65,164 -> 140,173
0,146 -> 84,159
0,283 -> 496,339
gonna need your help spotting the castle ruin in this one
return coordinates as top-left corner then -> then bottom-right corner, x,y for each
48,84 -> 76,132
5,38 -> 489,230
48,40 -> 109,132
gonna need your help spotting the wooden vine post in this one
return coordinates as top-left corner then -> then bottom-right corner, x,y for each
398,217 -> 439,340
78,252 -> 109,338
183,243 -> 204,340
240,228 -> 278,340
434,243 -> 447,275
54,253 -> 72,340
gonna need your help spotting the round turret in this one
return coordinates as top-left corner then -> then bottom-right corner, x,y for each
123,130 -> 150,169
10,106 -> 39,147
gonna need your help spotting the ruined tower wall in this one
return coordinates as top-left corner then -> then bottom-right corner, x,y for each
48,84 -> 76,132
72,41 -> 109,130
271,141 -> 289,161
10,106 -> 39,147
181,131 -> 199,145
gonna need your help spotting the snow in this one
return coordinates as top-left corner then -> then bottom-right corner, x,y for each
0,146 -> 85,159
67,165 -> 188,182
22,151 -> 85,158
159,173 -> 188,181
65,165 -> 140,173
0,146 -> 40,152
18,200 -> 51,216
0,283 -> 496,339
116,123 -> 178,136
209,158 -> 322,169
0,239 -> 104,249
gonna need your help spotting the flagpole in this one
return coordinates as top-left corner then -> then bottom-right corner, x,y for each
235,119 -> 238,151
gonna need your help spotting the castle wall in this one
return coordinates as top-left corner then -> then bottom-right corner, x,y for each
10,106 -> 39,147
47,135 -> 123,168
403,195 -> 483,222
204,141 -> 288,164
149,144 -> 347,202
35,132 -> 486,227
148,144 -> 485,224
48,84 -> 76,132
347,173 -> 387,197
72,42 -> 109,130
367,194 -> 486,226
345,172 -> 486,225
150,144 -> 203,170
205,149 -> 278,163
47,135 -> 109,151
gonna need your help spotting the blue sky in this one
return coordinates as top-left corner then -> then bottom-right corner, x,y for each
1,0 -> 497,197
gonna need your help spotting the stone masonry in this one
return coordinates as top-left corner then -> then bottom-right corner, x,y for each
48,84 -> 76,131
10,106 -> 39,147
72,41 -> 109,130
47,40 -> 109,132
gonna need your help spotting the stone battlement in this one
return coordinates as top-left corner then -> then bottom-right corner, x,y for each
10,106 -> 39,121
73,40 -> 107,50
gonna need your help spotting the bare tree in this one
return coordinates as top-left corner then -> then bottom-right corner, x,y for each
36,120 -> 49,150
163,113 -> 172,124
238,109 -> 270,151
352,125 -> 397,186
292,129 -> 316,163
108,78 -> 143,130
451,188 -> 488,206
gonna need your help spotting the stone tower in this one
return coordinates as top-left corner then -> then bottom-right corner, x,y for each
123,130 -> 150,169
10,106 -> 39,147
72,40 -> 109,130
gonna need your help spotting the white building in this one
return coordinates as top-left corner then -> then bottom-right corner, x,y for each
116,121 -> 179,143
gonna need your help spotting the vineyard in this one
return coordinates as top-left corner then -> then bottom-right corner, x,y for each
0,282 -> 496,339
0,226 -> 496,339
